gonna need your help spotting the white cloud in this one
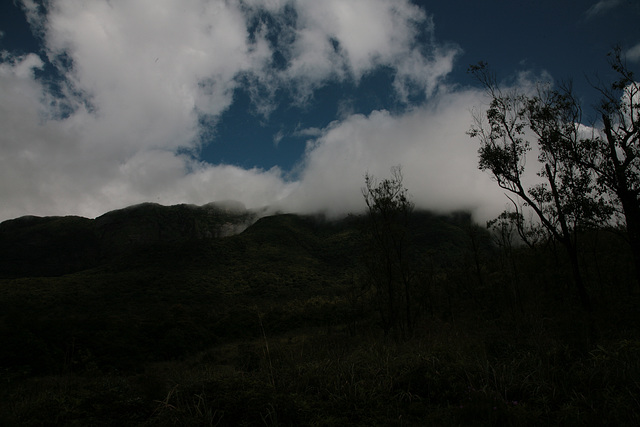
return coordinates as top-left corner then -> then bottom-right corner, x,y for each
0,51 -> 43,78
99,153 -> 294,212
40,0 -> 263,151
0,0 -> 484,223
296,0 -> 424,80
242,0 -> 460,103
280,90 -> 506,222
627,43 -> 640,63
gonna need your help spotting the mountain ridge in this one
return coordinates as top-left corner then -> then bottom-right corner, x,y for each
0,201 -> 482,279
0,201 -> 262,277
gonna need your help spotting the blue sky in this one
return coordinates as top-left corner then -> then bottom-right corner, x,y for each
0,0 -> 638,222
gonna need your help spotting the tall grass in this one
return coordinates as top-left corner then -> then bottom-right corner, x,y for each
4,316 -> 639,426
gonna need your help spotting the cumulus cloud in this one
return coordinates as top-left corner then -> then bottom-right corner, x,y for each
0,52 -> 83,219
249,0 -> 459,103
1,0 -> 499,223
280,90 -> 506,222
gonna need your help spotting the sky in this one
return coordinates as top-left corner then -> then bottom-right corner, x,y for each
0,0 -> 639,223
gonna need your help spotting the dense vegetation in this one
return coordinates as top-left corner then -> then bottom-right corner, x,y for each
1,202 -> 639,426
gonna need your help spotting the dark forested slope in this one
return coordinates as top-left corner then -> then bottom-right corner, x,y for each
0,205 -> 477,373
0,202 -> 258,277
1,204 -> 639,426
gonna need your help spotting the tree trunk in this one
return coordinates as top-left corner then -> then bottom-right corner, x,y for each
545,163 -> 592,311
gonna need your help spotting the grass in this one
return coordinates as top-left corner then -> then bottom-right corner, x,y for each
1,212 -> 640,425
3,314 -> 640,426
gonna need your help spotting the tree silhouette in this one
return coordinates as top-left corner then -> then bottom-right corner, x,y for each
362,166 -> 416,339
468,63 -> 611,311
577,47 -> 640,287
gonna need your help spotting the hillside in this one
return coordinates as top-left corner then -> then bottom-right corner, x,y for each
1,204 -> 639,425
0,202 -> 259,277
0,206 -> 478,370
